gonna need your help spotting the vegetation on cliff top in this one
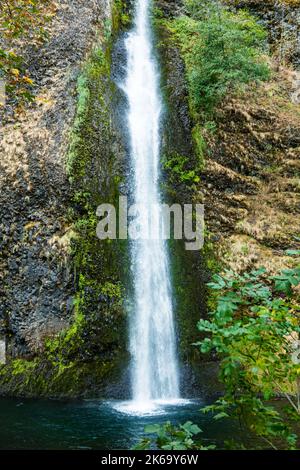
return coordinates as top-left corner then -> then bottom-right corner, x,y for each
167,0 -> 270,116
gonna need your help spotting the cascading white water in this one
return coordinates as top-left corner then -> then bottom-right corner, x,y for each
123,0 -> 180,407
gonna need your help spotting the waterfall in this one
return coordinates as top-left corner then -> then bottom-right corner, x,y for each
123,0 -> 180,407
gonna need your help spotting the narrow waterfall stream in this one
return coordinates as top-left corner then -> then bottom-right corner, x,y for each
123,0 -> 180,409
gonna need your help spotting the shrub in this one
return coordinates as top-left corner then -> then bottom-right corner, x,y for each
168,0 -> 270,114
197,265 -> 300,449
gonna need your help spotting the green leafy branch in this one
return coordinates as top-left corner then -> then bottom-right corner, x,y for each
134,421 -> 215,450
197,265 -> 300,449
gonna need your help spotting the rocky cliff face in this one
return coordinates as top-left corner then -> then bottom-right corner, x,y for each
0,0 -> 133,399
0,0 -> 111,359
201,69 -> 300,274
200,1 -> 300,274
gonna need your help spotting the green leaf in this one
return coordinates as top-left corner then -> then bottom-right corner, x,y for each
285,250 -> 300,256
213,412 -> 230,420
181,421 -> 202,435
144,424 -> 161,434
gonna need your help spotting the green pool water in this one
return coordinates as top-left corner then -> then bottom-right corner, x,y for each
0,398 -> 241,450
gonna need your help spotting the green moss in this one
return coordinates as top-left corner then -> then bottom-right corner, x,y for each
191,124 -> 206,169
40,28 -> 127,394
112,0 -> 132,32
163,152 -> 200,186
0,355 -> 125,398
168,238 -> 206,363
151,3 -> 208,363
10,359 -> 36,376
67,48 -> 110,183
100,282 -> 122,300
201,231 -> 223,313
45,302 -> 85,364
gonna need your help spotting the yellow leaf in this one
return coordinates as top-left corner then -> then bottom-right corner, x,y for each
23,76 -> 34,85
11,69 -> 20,77
36,96 -> 53,105
24,221 -> 39,231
